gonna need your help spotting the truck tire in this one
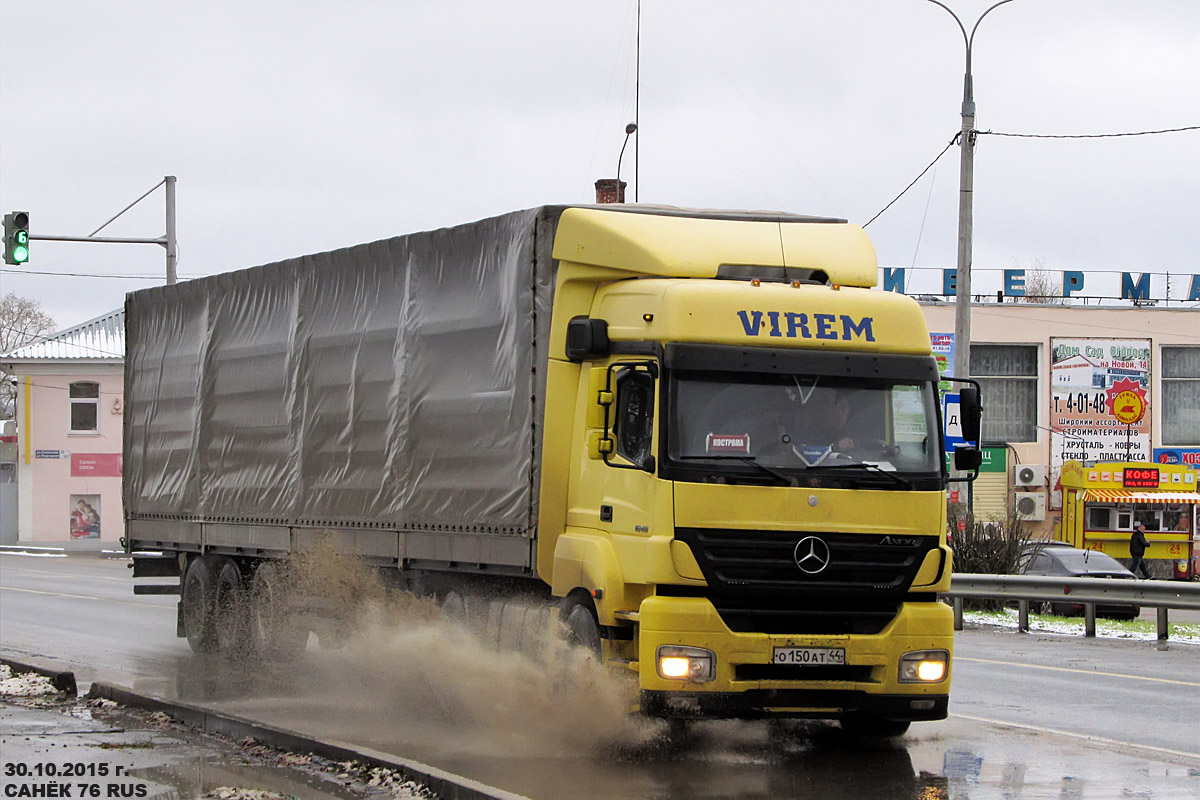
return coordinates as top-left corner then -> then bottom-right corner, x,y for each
839,714 -> 911,738
212,558 -> 250,657
563,602 -> 602,658
441,591 -> 468,623
181,556 -> 218,654
250,561 -> 307,660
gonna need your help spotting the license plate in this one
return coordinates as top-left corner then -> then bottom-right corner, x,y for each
772,647 -> 846,666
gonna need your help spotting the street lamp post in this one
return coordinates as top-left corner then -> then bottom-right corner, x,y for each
925,0 -> 1013,387
617,123 -> 638,203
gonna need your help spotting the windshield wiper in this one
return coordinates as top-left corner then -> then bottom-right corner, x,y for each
678,455 -> 796,486
802,462 -> 914,489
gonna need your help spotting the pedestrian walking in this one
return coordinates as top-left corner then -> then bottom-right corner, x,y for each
1129,522 -> 1152,579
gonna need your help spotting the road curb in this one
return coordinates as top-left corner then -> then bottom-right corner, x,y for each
0,656 -> 78,695
86,681 -> 532,800
0,544 -> 67,557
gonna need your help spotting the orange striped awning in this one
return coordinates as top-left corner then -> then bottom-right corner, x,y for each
1083,489 -> 1200,504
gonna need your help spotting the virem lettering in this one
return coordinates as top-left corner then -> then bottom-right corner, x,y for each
737,310 -> 875,342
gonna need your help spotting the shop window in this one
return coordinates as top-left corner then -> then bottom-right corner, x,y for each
1117,508 -> 1132,530
1134,509 -> 1164,532
1162,347 -> 1200,446
1087,506 -> 1112,530
69,382 -> 100,433
970,345 -> 1037,443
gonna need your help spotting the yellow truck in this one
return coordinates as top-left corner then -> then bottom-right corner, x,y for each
125,205 -> 980,735
1056,460 -> 1197,575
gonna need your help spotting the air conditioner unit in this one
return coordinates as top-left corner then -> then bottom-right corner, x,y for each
1013,464 -> 1047,487
1014,492 -> 1047,521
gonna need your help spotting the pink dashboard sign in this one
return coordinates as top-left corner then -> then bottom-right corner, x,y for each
71,453 -> 123,477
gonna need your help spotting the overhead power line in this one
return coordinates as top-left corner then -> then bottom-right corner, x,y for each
1,268 -> 199,280
980,125 -> 1200,140
863,133 -> 960,229
865,123 -> 1199,228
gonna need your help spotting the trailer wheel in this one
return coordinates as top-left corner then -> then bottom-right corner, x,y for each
839,714 -> 911,738
250,561 -> 307,659
181,556 -> 218,654
213,558 -> 250,657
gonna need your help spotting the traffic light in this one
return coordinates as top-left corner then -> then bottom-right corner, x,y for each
3,212 -> 30,265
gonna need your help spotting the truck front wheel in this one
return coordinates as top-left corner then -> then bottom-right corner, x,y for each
181,556 -> 218,654
562,601 -> 602,658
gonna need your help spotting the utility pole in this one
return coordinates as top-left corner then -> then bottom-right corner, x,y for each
926,0 -> 1013,513
926,0 -> 1013,388
21,176 -> 179,285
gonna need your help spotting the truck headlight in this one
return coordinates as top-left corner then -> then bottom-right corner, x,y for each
899,650 -> 948,683
656,645 -> 716,682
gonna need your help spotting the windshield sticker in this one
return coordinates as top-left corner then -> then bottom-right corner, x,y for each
797,445 -> 833,466
736,310 -> 875,342
706,433 -> 752,454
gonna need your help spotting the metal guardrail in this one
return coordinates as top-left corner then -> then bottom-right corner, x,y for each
944,574 -> 1200,640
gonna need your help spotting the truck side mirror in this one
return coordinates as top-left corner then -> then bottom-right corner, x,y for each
959,386 -> 982,443
953,447 -> 982,472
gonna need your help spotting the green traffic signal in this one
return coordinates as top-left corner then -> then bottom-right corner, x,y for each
4,211 -> 30,265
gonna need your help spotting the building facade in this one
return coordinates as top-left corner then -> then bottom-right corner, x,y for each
0,310 -> 124,547
920,302 -> 1199,539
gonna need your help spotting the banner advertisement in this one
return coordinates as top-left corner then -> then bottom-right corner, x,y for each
1153,447 -> 1200,470
1050,338 -> 1151,508
930,332 -> 954,394
69,494 -> 101,539
71,453 -> 123,478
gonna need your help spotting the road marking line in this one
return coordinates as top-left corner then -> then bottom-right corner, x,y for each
0,586 -> 173,609
3,566 -> 128,582
2,586 -> 98,600
952,713 -> 1200,761
956,656 -> 1200,687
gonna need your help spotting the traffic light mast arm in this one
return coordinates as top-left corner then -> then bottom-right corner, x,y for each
28,233 -> 167,245
3,175 -> 177,283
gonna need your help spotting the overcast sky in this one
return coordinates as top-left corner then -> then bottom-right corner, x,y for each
1,0 -> 1197,331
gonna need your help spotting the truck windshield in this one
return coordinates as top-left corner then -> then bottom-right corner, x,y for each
665,370 -> 942,488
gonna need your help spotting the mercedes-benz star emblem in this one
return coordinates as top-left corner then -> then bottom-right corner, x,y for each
793,536 -> 832,575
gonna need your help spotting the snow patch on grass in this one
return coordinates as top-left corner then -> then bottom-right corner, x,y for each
963,608 -> 1200,644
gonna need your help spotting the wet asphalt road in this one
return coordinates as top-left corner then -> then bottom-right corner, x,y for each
2,553 -> 1199,799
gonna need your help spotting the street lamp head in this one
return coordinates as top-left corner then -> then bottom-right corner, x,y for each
616,123 -> 639,202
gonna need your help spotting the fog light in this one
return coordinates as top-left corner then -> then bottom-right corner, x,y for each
659,657 -> 692,678
656,645 -> 716,682
899,650 -> 948,683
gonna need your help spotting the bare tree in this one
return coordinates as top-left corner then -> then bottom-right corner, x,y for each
1014,260 -> 1065,305
0,292 -> 56,418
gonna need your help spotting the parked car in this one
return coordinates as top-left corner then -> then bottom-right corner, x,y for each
1018,544 -> 1141,620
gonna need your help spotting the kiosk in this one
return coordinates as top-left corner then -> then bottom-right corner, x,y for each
1057,460 -> 1197,578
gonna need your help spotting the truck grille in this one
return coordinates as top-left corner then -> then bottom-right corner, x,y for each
674,527 -> 938,597
670,527 -> 940,635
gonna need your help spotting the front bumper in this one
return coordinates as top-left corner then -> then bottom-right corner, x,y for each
637,595 -> 953,720
641,689 -> 949,721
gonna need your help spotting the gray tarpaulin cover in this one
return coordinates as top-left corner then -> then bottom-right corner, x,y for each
124,208 -> 558,537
